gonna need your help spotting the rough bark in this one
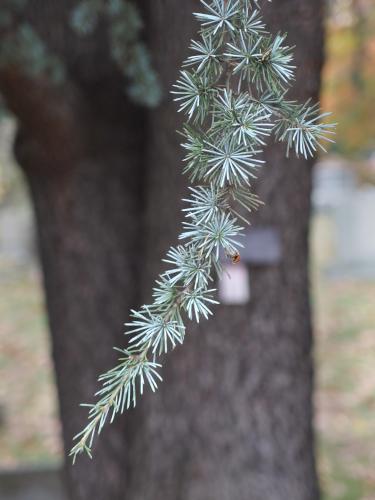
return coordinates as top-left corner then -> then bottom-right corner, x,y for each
1,2 -> 145,499
1,1 -> 323,499
16,90 -> 143,500
125,1 -> 323,500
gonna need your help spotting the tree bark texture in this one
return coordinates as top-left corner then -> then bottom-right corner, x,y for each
126,1 -> 323,500
2,2 -> 145,499
0,1 -> 324,499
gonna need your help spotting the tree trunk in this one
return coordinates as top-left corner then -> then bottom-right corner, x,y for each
0,2 -> 147,498
125,1 -> 323,499
4,5 -> 148,491
15,84 -> 144,500
1,1 -> 324,499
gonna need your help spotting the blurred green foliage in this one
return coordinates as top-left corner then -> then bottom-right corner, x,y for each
322,0 -> 375,157
71,0 -> 161,106
0,0 -> 161,111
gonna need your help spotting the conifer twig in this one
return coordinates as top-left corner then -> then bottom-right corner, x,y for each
71,0 -> 335,462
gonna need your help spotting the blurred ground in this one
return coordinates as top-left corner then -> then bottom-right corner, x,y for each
0,256 -> 61,467
313,215 -> 375,500
0,126 -> 62,468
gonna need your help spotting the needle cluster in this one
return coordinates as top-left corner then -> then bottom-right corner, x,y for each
70,0 -> 335,462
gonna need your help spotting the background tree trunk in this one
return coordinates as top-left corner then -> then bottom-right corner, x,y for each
15,90 -> 143,500
125,1 -> 324,500
2,2 -> 147,498
1,1 -> 324,499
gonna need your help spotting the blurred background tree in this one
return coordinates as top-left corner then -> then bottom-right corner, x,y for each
0,1 -> 324,500
323,0 -> 375,157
